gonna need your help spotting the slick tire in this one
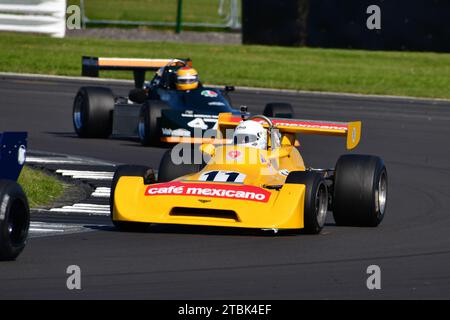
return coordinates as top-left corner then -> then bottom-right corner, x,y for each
73,87 -> 115,138
263,103 -> 294,118
332,154 -> 388,227
138,101 -> 167,146
0,180 -> 30,261
285,171 -> 328,234
157,146 -> 204,182
110,165 -> 154,232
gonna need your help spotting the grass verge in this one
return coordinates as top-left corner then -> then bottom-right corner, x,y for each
18,166 -> 64,208
2,32 -> 450,99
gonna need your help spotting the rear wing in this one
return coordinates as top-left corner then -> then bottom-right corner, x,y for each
81,56 -> 192,88
217,113 -> 361,150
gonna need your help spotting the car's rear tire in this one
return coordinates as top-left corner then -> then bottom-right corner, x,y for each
285,171 -> 328,234
73,87 -> 115,138
0,180 -> 30,261
110,165 -> 154,232
263,103 -> 294,118
138,101 -> 167,146
332,154 -> 388,227
158,146 -> 203,182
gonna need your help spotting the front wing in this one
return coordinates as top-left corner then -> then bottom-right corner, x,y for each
113,177 -> 307,229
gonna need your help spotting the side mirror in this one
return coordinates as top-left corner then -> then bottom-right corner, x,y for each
225,86 -> 235,92
129,88 -> 147,104
199,143 -> 215,158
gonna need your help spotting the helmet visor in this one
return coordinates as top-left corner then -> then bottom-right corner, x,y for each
233,134 -> 258,145
177,75 -> 198,85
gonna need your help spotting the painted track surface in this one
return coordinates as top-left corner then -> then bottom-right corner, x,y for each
0,76 -> 450,299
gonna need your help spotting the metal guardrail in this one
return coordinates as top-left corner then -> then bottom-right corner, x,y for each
0,0 -> 66,38
80,0 -> 241,30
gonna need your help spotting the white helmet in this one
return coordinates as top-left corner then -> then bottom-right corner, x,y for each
233,120 -> 267,150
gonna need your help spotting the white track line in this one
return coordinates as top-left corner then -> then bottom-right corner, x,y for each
26,157 -> 88,165
29,227 -> 65,233
91,187 -> 111,198
72,204 -> 110,209
26,154 -> 117,166
49,209 -> 109,215
50,202 -> 110,215
29,222 -> 90,238
55,169 -> 114,180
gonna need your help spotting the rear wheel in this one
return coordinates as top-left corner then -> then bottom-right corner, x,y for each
73,87 -> 115,138
332,154 -> 387,227
263,103 -> 294,118
0,180 -> 30,261
158,146 -> 203,182
285,171 -> 328,234
138,101 -> 167,146
110,165 -> 155,232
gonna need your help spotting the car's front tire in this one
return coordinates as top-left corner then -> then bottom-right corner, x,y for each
332,154 -> 388,227
285,171 -> 328,234
0,180 -> 30,261
158,146 -> 204,182
138,101 -> 167,146
73,87 -> 115,138
110,165 -> 155,232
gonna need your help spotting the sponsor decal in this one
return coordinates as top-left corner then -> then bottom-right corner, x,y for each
144,182 -> 271,203
18,145 -> 26,165
162,128 -> 172,136
181,113 -> 218,119
229,117 -> 348,131
208,101 -> 226,106
187,118 -> 208,130
227,150 -> 241,160
162,128 -> 191,137
173,129 -> 191,137
201,90 -> 218,98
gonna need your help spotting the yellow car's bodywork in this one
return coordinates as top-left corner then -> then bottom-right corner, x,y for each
113,113 -> 361,230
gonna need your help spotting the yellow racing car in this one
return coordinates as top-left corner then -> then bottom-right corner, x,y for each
110,112 -> 387,234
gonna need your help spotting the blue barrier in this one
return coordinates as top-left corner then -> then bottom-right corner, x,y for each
0,132 -> 27,181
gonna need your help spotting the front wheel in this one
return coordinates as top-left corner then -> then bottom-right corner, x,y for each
0,180 -> 30,261
157,146 -> 204,182
285,171 -> 328,234
332,154 -> 388,227
138,101 -> 167,146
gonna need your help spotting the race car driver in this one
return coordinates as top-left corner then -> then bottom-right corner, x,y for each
233,120 -> 268,150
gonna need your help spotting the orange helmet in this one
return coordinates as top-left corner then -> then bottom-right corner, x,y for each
175,67 -> 199,91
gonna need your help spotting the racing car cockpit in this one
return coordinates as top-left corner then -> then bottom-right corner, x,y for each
233,115 -> 282,152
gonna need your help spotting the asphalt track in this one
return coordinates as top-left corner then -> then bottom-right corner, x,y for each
1,75 -> 450,299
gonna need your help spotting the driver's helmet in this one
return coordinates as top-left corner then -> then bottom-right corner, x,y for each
175,66 -> 199,91
233,120 -> 267,150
